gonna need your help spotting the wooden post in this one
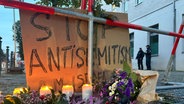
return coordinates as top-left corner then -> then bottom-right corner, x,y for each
6,46 -> 9,73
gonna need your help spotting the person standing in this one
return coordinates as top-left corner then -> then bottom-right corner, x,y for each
145,45 -> 151,70
136,48 -> 144,70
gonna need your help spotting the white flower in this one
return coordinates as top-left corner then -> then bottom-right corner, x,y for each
115,81 -> 119,84
109,91 -> 115,96
112,83 -> 116,89
115,96 -> 117,99
108,86 -> 112,90
111,81 -> 118,91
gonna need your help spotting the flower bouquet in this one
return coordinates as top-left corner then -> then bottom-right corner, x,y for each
93,62 -> 141,104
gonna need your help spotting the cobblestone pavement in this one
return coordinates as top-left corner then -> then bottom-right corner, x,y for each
0,70 -> 184,103
0,71 -> 26,95
155,71 -> 184,104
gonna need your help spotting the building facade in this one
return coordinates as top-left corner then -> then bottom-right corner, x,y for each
102,0 -> 184,71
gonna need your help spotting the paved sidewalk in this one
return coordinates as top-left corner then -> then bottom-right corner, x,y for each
0,71 -> 26,95
0,70 -> 184,92
155,70 -> 184,104
0,70 -> 184,103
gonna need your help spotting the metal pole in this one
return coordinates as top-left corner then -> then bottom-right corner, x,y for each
81,0 -> 86,10
54,8 -> 184,38
0,0 -> 55,14
87,0 -> 94,85
163,20 -> 184,83
54,10 -> 184,39
1,1 -> 184,38
173,0 -> 176,71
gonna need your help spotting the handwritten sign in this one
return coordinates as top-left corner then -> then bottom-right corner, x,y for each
20,9 -> 130,92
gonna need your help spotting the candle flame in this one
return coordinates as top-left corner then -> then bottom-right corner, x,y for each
40,86 -> 52,90
13,87 -> 28,95
83,84 -> 92,87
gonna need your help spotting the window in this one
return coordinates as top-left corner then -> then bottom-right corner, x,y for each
130,32 -> 134,58
122,0 -> 128,13
135,0 -> 143,5
149,24 -> 159,55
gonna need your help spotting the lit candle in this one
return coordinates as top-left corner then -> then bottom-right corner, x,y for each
82,84 -> 92,100
40,86 -> 52,95
62,85 -> 74,101
13,87 -> 28,96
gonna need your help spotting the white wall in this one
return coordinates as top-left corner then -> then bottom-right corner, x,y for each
129,0 -> 176,70
128,0 -> 172,22
102,0 -> 184,71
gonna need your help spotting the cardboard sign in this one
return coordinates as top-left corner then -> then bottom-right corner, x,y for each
20,9 -> 130,92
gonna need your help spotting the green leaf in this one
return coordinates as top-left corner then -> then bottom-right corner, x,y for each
4,96 -> 21,104
123,62 -> 131,75
104,0 -> 113,4
56,94 -> 68,104
4,99 -> 14,104
130,72 -> 138,82
12,96 -> 21,104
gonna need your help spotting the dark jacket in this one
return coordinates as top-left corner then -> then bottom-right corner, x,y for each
145,47 -> 151,59
136,49 -> 144,60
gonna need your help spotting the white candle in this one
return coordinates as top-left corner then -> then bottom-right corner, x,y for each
40,86 -> 52,95
62,85 -> 74,101
82,84 -> 92,100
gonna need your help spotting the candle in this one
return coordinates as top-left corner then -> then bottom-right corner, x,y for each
40,86 -> 52,95
82,84 -> 92,100
13,87 -> 28,96
62,85 -> 74,101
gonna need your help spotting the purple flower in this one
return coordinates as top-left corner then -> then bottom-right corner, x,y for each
108,95 -> 114,101
117,81 -> 124,87
127,78 -> 134,92
100,91 -> 103,97
101,86 -> 109,96
102,90 -> 109,96
117,87 -> 124,94
125,87 -> 131,97
127,79 -> 133,88
119,71 -> 127,79
89,96 -> 93,104
104,84 -> 109,89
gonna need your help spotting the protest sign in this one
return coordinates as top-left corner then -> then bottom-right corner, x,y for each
20,9 -> 130,92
